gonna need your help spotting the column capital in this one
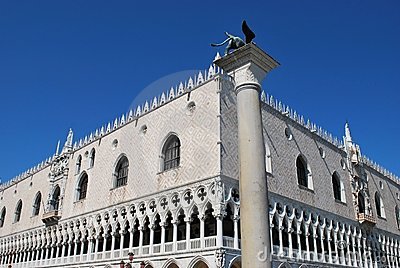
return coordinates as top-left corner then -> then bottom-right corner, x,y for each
214,43 -> 279,89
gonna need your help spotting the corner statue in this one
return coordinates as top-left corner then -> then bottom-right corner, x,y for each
211,20 -> 255,55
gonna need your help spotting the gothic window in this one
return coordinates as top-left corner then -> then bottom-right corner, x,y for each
162,135 -> 180,171
204,204 -> 216,237
77,173 -> 88,200
358,193 -> 365,214
190,207 -> 200,239
0,207 -> 5,227
32,192 -> 42,216
14,200 -> 22,223
51,185 -> 61,211
89,149 -> 95,168
76,155 -> 82,174
153,214 -> 162,244
395,206 -> 400,229
164,212 -> 173,243
223,204 -> 234,237
114,155 -> 129,188
332,172 -> 345,202
375,192 -> 386,218
296,155 -> 313,189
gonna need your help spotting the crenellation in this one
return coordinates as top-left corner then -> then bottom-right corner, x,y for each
187,77 -> 194,90
151,97 -> 158,109
361,155 -> 400,184
197,71 -> 204,85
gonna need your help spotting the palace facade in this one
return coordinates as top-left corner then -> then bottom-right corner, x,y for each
0,51 -> 399,268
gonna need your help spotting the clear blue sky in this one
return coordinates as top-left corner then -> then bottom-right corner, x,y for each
0,1 -> 399,182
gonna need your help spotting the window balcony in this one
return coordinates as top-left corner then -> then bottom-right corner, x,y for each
357,213 -> 376,225
41,210 -> 61,226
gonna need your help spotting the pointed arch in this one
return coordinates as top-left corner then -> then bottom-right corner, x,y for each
188,255 -> 210,268
51,185 -> 61,211
161,258 -> 180,268
113,154 -> 129,188
375,192 -> 385,218
203,203 -> 216,237
296,155 -> 313,190
89,148 -> 96,168
76,172 -> 89,200
358,192 -> 365,213
76,154 -> 82,174
160,133 -> 181,172
223,203 -> 234,237
32,191 -> 42,216
332,172 -> 345,202
176,208 -> 187,241
164,211 -> 174,243
14,199 -> 23,223
278,263 -> 292,268
228,255 -> 241,268
143,260 -> 155,268
395,206 -> 400,229
0,206 -> 6,228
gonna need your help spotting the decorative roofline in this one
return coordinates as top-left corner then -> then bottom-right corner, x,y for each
70,62 -> 221,152
361,155 -> 400,184
260,90 -> 345,149
0,156 -> 53,191
0,57 -> 222,190
2,53 -> 399,189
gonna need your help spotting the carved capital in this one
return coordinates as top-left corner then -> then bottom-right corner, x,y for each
215,248 -> 226,268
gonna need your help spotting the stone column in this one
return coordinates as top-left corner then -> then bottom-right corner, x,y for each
129,228 -> 134,251
215,43 -> 279,268
149,225 -> 155,254
160,223 -> 166,253
233,217 -> 239,249
111,232 -> 115,252
138,227 -> 144,255
119,230 -> 125,253
216,215 -> 223,248
185,219 -> 191,250
172,220 -> 178,252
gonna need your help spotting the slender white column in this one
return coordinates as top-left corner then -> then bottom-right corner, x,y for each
288,226 -> 293,258
102,235 -> 107,253
333,230 -> 339,264
278,219 -> 284,256
185,219 -> 191,250
149,226 -> 154,254
111,233 -> 116,252
68,241 -> 73,257
129,228 -> 134,251
327,229 -> 333,264
233,218 -> 239,249
216,216 -> 223,248
80,239 -> 84,256
73,240 -> 78,256
320,229 -> 325,262
312,227 -> 318,261
119,230 -> 124,252
160,224 -> 166,253
172,221 -> 178,252
214,43 -> 278,268
61,243 -> 66,258
305,229 -> 311,261
357,236 -> 363,267
138,227 -> 143,255
296,223 -> 302,260
94,237 -> 99,254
